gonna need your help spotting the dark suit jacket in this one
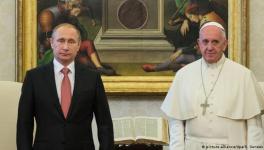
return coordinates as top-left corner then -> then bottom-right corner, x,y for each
17,62 -> 114,150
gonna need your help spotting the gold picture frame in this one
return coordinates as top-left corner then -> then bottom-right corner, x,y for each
17,0 -> 248,95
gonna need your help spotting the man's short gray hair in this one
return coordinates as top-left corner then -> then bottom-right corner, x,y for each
51,23 -> 81,41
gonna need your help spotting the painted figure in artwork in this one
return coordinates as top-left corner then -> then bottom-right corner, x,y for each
142,0 -> 227,73
38,0 -> 116,75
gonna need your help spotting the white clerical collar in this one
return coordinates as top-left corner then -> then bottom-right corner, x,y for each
202,54 -> 226,69
53,58 -> 75,74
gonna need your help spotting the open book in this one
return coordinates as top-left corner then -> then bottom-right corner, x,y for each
113,116 -> 169,145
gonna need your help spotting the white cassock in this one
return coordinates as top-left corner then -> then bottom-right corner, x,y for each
161,55 -> 264,150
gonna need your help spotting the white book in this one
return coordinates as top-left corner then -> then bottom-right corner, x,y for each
113,116 -> 169,145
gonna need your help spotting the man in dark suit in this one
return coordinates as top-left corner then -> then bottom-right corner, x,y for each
17,23 -> 114,150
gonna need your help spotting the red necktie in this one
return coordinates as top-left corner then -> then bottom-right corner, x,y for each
61,67 -> 72,118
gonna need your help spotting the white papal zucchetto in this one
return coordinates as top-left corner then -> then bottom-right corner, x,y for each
200,21 -> 225,32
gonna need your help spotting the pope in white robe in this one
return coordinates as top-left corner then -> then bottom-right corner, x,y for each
161,22 -> 264,150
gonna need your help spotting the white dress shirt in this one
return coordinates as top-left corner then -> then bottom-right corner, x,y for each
53,59 -> 75,103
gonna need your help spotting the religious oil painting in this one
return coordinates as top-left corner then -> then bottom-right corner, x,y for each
18,0 -> 248,94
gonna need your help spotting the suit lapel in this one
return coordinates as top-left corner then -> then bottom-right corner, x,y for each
44,62 -> 65,119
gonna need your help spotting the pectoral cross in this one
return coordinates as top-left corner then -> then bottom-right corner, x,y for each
200,99 -> 210,115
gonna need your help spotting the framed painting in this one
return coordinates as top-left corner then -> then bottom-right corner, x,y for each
17,0 -> 248,95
